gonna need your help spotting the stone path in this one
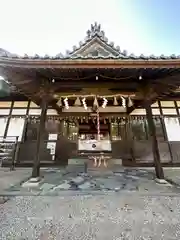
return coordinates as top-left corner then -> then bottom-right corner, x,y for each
2,167 -> 179,196
164,168 -> 180,186
0,168 -> 31,192
0,195 -> 180,239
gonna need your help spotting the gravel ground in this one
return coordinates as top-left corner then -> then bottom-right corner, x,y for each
0,195 -> 180,239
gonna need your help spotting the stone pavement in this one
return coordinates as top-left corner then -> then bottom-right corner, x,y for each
1,166 -> 180,196
0,168 -> 31,192
164,168 -> 180,186
0,195 -> 180,239
1,167 -> 180,196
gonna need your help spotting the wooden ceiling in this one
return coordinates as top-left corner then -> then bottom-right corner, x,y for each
0,61 -> 180,112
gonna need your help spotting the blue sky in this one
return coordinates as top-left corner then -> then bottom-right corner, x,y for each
0,0 -> 179,56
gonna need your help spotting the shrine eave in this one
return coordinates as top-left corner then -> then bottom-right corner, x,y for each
1,57 -> 180,69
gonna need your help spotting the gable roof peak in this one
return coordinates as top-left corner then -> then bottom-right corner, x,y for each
63,22 -> 125,58
86,22 -> 104,39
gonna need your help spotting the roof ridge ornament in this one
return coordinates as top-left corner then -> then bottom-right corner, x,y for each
160,54 -> 166,59
149,54 -> 156,59
23,54 -> 29,59
129,53 -> 136,59
170,54 -> 177,59
33,54 -> 40,59
65,22 -> 126,57
65,50 -> 71,57
55,52 -> 64,58
86,22 -> 102,39
44,54 -> 50,59
0,48 -> 12,57
122,50 -> 127,56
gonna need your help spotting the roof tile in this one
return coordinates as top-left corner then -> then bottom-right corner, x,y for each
0,23 -> 180,60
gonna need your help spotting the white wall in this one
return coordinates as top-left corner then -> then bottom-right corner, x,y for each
6,118 -> 25,141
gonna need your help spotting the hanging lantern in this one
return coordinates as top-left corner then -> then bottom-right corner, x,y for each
74,97 -> 81,106
128,97 -> 133,107
93,96 -> 99,107
113,96 -> 118,106
57,97 -> 62,107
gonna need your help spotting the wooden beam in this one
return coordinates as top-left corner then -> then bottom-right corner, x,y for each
52,81 -> 138,90
45,112 -> 127,118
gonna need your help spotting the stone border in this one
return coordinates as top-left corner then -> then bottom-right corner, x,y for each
0,196 -> 10,204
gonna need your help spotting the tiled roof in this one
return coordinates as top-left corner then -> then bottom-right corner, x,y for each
0,23 -> 180,60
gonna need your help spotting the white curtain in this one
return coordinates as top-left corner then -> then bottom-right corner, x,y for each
164,117 -> 180,141
6,118 -> 25,142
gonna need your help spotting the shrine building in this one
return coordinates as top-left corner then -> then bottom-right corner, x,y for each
0,22 -> 180,178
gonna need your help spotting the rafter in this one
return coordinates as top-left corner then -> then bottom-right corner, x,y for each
127,73 -> 180,114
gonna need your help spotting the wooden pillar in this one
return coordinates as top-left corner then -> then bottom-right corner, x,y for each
144,100 -> 164,179
126,116 -> 135,162
32,100 -> 48,178
109,120 -> 112,141
66,121 -> 70,139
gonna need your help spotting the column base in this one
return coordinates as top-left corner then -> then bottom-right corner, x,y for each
22,177 -> 42,187
155,178 -> 170,185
